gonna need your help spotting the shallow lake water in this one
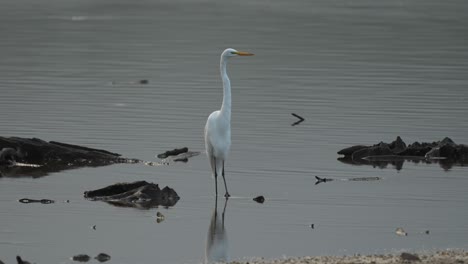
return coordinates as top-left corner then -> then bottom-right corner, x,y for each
1,0 -> 468,263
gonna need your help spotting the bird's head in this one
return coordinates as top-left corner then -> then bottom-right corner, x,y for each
222,48 -> 254,59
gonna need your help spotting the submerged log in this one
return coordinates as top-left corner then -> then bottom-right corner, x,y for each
84,181 -> 179,209
0,136 -> 139,177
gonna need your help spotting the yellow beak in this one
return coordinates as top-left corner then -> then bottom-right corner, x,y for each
234,51 -> 254,56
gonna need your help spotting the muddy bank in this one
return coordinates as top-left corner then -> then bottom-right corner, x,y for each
231,249 -> 468,264
0,136 -> 139,177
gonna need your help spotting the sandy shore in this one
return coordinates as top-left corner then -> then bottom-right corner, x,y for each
230,250 -> 468,264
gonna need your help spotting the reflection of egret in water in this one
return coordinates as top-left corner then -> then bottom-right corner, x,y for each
205,197 -> 229,264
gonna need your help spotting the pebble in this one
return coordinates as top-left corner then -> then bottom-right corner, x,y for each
72,254 -> 91,262
395,227 -> 408,236
401,252 -> 421,262
95,253 -> 111,262
253,196 -> 265,204
156,211 -> 165,223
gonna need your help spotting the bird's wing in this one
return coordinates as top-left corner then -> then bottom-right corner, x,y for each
206,140 -> 216,176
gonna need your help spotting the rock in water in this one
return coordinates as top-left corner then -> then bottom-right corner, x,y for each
72,254 -> 91,262
95,253 -> 111,262
253,195 -> 265,203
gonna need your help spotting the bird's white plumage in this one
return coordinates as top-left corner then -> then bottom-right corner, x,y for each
205,110 -> 231,176
204,48 -> 253,197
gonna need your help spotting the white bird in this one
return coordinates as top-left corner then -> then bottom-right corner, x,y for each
204,48 -> 254,197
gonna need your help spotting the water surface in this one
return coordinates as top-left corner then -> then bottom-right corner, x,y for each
1,0 -> 468,263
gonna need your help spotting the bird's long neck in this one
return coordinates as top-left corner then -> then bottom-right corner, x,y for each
220,56 -> 231,121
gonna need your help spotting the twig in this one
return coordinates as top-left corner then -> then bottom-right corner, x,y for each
291,113 -> 305,126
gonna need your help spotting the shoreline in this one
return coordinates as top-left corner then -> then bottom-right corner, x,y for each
230,249 -> 468,264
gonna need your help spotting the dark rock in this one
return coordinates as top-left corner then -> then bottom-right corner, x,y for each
0,136 -> 140,177
95,253 -> 111,262
0,259 -> 4,264
347,176 -> 380,181
72,254 -> 91,262
400,252 -> 421,262
157,147 -> 188,159
139,79 -> 149,84
253,195 -> 265,204
84,181 -> 179,209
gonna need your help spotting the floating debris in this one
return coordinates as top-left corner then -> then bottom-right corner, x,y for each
348,177 -> 381,181
425,230 -> 430,235
400,252 -> 421,262
19,198 -> 54,204
155,147 -> 200,164
338,136 -> 468,170
310,224 -> 315,229
291,113 -> 305,126
157,147 -> 189,159
95,253 -> 111,263
92,225 -> 96,230
16,256 -> 31,264
396,227 -> 408,236
253,195 -> 265,204
72,254 -> 91,262
315,175 -> 381,185
315,176 -> 334,185
144,161 -> 163,166
110,80 -> 149,85
84,181 -> 179,209
156,211 -> 165,223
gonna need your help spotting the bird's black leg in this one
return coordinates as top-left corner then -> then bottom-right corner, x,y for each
222,161 -> 230,197
214,157 -> 218,197
222,196 -> 228,226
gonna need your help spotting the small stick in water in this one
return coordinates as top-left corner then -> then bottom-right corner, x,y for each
315,176 -> 333,185
291,113 -> 305,126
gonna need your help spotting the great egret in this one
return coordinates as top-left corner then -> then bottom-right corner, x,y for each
204,48 -> 254,197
